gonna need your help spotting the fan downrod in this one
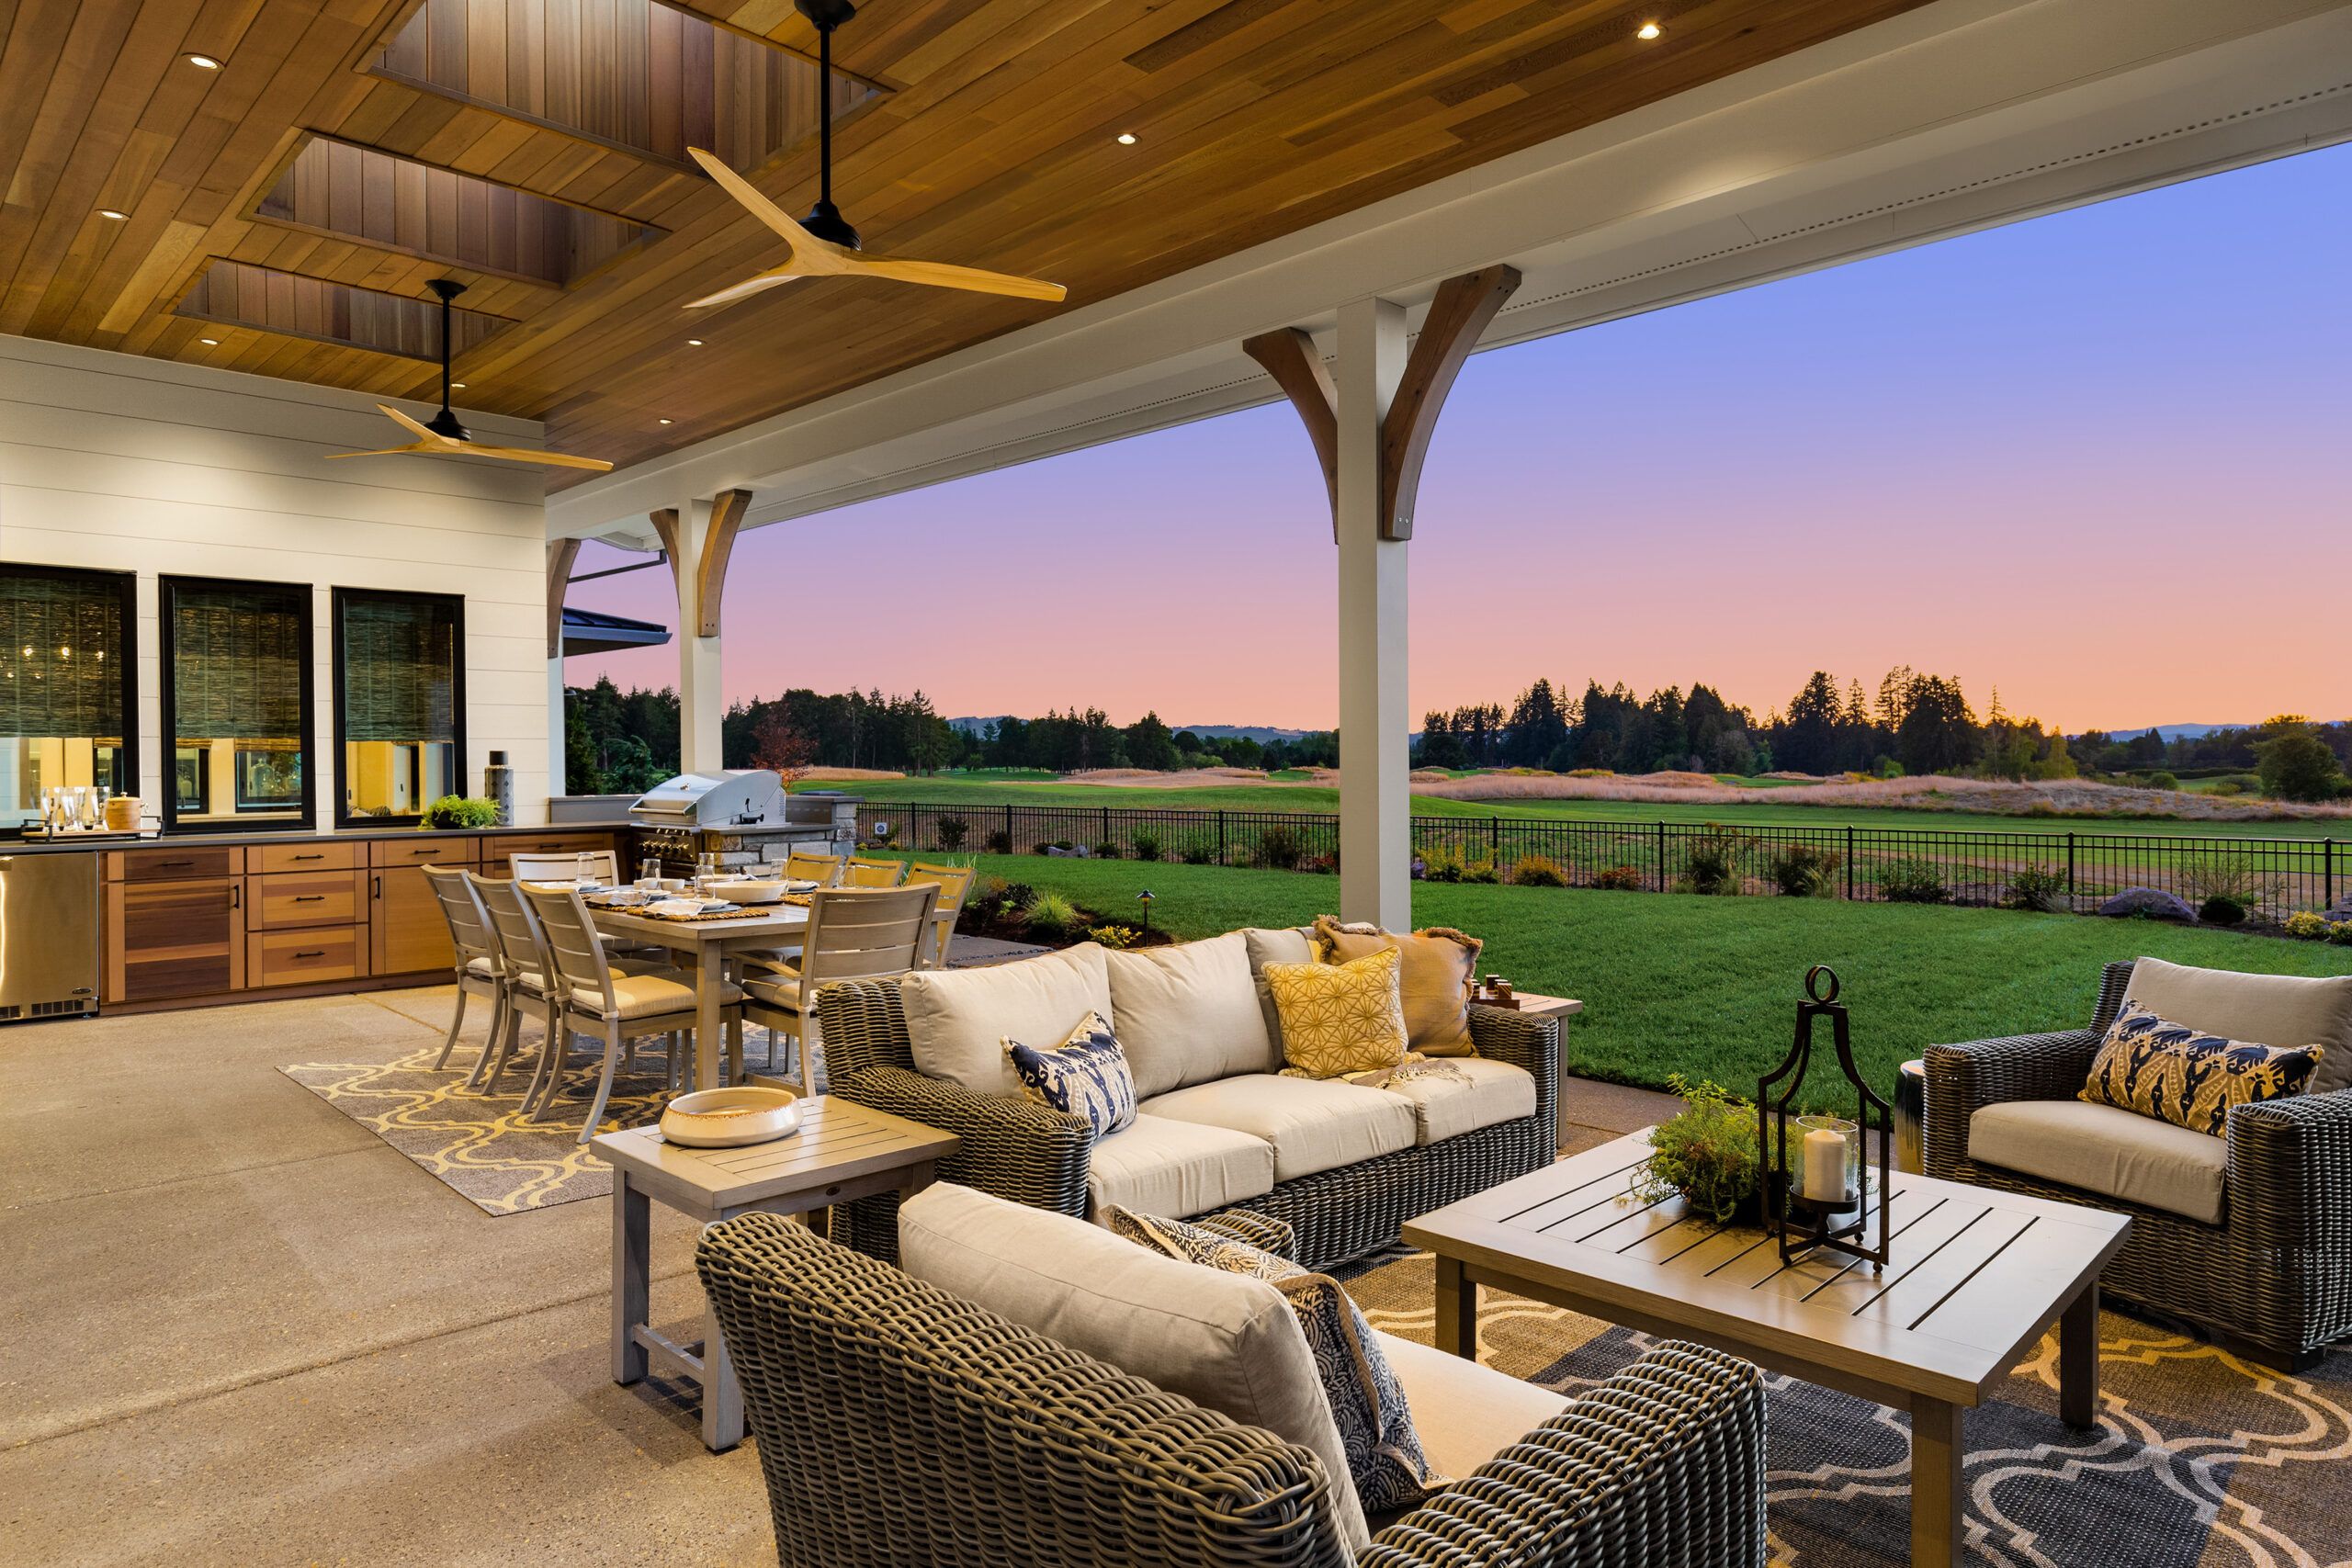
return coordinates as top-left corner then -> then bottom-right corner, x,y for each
795,0 -> 861,251
423,278 -> 470,443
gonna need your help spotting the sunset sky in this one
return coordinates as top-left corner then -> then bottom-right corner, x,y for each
566,141 -> 2352,737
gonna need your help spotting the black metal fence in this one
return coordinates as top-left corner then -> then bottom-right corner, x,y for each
856,802 -> 2345,919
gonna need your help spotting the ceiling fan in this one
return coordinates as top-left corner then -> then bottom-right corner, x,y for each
684,0 -> 1067,310
331,279 -> 613,471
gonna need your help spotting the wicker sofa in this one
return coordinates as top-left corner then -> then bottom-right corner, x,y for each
698,1203 -> 1768,1568
819,930 -> 1560,1269
1925,956 -> 2352,1370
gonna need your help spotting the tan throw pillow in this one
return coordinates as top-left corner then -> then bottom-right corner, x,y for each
1313,918 -> 1481,1057
1265,947 -> 1410,1079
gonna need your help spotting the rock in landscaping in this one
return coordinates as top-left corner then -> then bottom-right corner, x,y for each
2099,887 -> 2198,922
2328,901 -> 2352,925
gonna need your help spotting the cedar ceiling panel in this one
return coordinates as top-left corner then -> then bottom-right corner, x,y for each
8,0 -> 1938,481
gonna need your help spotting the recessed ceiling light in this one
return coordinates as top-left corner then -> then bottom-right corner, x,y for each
186,53 -> 222,70
97,209 -> 129,221
658,418 -> 673,425
449,382 -> 466,390
1116,132 -> 1136,145
198,337 -> 220,346
685,338 -> 704,346
1635,20 -> 1662,39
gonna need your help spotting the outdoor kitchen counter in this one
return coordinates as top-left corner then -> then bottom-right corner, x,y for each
0,821 -> 633,854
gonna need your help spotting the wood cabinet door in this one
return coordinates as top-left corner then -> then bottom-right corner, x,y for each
107,878 -> 245,1002
370,865 -> 455,975
250,871 -> 368,930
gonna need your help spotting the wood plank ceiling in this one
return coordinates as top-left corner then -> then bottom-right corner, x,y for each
0,0 -> 1936,491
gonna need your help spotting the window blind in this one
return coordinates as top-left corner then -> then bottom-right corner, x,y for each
0,570 -> 127,739
340,593 -> 458,742
172,584 -> 306,740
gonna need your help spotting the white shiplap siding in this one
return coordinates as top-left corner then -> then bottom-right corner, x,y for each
0,334 -> 554,827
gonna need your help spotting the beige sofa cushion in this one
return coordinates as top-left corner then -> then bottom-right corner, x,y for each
899,1182 -> 1370,1553
1243,927 -> 1317,1048
1087,1113 -> 1276,1219
1105,933 -> 1278,1098
900,942 -> 1113,1095
2124,956 -> 2352,1095
1376,1331 -> 1570,1480
1143,1074 -> 1418,1182
1970,1099 -> 2227,1224
1377,1058 -> 1538,1145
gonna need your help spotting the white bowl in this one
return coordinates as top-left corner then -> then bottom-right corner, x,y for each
708,879 -> 786,904
660,1086 -> 800,1147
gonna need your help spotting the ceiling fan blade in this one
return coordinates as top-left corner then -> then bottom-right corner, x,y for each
377,403 -> 438,440
683,265 -> 808,310
839,252 -> 1068,302
687,147 -> 831,261
457,443 -> 617,472
326,444 -> 437,459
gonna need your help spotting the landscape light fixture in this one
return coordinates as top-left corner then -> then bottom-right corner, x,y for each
1136,888 -> 1155,939
186,53 -> 222,69
1636,20 -> 1662,39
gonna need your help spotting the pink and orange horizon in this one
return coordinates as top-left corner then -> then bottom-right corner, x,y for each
568,144 -> 2352,738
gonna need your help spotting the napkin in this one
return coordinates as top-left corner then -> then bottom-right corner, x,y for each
645,897 -> 709,919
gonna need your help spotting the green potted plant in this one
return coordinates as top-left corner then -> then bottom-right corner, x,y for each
418,795 -> 501,829
1635,1074 -> 1761,1224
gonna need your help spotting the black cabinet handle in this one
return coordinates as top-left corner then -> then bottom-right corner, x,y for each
294,894 -> 325,903
372,875 -> 382,897
295,950 -> 324,960
231,884 -> 242,909
159,859 -> 194,868
293,852 -> 324,862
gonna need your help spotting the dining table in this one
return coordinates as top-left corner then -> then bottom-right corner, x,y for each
583,897 -> 811,1092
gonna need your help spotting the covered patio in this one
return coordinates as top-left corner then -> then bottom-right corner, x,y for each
5,1 -> 2352,1564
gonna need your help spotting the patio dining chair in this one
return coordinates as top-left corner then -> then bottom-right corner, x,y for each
742,884 -> 937,1096
900,861 -> 975,968
469,874 -> 677,1097
421,865 -> 508,1078
779,850 -> 844,886
521,883 -> 745,1142
842,856 -> 909,888
510,850 -> 668,963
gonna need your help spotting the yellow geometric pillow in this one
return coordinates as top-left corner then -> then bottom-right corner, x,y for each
1264,947 -> 1410,1079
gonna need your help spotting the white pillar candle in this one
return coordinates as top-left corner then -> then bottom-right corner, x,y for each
1803,1126 -> 1847,1201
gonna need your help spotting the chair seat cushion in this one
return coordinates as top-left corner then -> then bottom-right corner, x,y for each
898,1182 -> 1371,1554
1104,933 -> 1279,1097
1142,1073 -> 1418,1181
1086,1114 -> 1275,1219
1375,1332 -> 1570,1480
573,973 -> 743,1021
1970,1099 -> 2227,1224
900,942 -> 1113,1097
1374,1058 -> 1538,1145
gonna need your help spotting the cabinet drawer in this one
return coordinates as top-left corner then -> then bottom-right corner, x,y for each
251,871 -> 367,930
369,835 -> 480,868
112,845 -> 242,884
492,832 -> 614,860
249,927 -> 368,987
252,841 -> 362,874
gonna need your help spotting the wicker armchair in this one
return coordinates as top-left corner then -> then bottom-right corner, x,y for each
697,1210 -> 1769,1568
1925,959 -> 2352,1369
817,976 -> 1560,1269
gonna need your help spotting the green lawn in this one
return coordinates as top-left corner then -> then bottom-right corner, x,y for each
893,852 -> 2352,1105
832,774 -> 2346,840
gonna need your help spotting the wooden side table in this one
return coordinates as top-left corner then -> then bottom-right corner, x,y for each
590,1097 -> 960,1450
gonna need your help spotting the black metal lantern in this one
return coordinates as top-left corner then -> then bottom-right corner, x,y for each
1758,965 -> 1893,1269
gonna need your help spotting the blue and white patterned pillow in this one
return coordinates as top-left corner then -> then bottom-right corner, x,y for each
1104,1205 -> 1442,1513
1003,1010 -> 1136,1135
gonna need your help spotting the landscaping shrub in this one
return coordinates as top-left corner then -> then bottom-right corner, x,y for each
1462,855 -> 1500,885
1087,923 -> 1137,949
2007,862 -> 2069,912
2331,921 -> 2352,948
1023,890 -> 1080,938
934,815 -> 969,851
1878,857 -> 1948,904
1769,844 -> 1840,898
2199,895 -> 2250,926
982,828 -> 1012,854
1510,854 -> 1567,887
1256,827 -> 1306,870
2285,911 -> 2331,941
1421,845 -> 1467,883
1679,827 -> 1749,896
2180,852 -> 2278,915
1591,863 -> 1645,892
1179,835 -> 1216,865
2145,771 -> 2180,791
1092,840 -> 1123,861
1130,831 -> 1162,862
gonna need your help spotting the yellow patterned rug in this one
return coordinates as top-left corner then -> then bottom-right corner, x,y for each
281,1037 -> 695,1215
1343,1249 -> 2352,1568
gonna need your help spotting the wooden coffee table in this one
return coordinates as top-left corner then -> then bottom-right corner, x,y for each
1404,1129 -> 2131,1568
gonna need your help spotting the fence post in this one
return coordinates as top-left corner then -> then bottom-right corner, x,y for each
1655,821 -> 1668,892
2066,830 -> 2077,910
1004,803 -> 1014,852
1101,805 -> 1111,849
1217,810 -> 1227,863
1489,816 -> 1500,866
2327,839 -> 2336,911
1845,826 -> 1855,901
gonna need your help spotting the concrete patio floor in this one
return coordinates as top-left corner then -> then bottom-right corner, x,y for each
0,984 -> 1663,1566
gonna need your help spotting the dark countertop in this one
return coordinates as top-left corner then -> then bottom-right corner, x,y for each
0,821 -> 635,856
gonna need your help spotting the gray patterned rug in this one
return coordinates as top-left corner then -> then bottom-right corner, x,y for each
1344,1250 -> 2352,1568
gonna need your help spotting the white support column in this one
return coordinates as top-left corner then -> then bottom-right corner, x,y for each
672,496 -> 725,775
548,658 -> 568,795
1334,295 -> 1410,929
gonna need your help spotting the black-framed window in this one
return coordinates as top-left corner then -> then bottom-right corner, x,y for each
0,564 -> 136,833
334,588 -> 464,826
162,576 -> 314,832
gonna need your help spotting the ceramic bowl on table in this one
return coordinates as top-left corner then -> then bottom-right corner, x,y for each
660,1086 -> 800,1147
708,879 -> 788,905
